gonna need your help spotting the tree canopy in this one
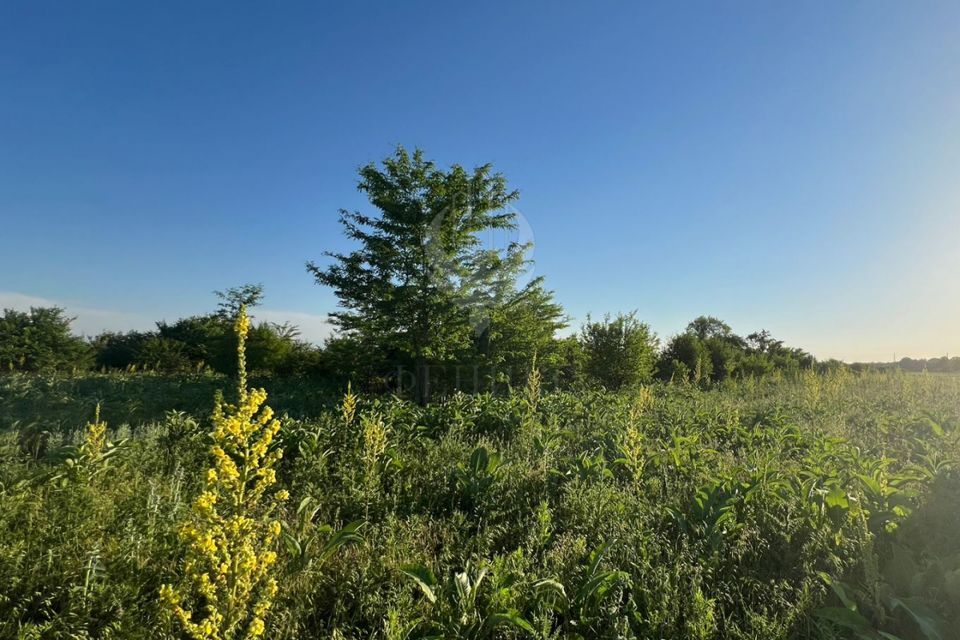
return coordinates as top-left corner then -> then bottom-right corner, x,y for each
308,146 -> 564,402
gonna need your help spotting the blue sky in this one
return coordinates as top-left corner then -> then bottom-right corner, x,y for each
1,1 -> 958,361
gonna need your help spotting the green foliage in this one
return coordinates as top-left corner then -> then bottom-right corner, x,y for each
473,279 -> 567,390
89,330 -> 154,370
0,307 -> 91,372
400,559 -> 536,639
579,312 -> 658,390
659,331 -> 713,383
863,356 -> 960,374
1,368 -> 959,639
0,287 -> 320,378
687,315 -> 735,341
88,314 -> 314,377
659,317 -> 815,384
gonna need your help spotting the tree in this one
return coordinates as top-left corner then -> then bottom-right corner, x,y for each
660,318 -> 816,383
90,330 -> 156,370
137,335 -> 194,372
687,316 -> 733,340
658,332 -> 713,383
308,146 -> 539,404
0,307 -> 90,371
551,334 -> 587,389
215,283 -> 264,320
157,315 -> 227,367
320,334 -> 393,390
704,336 -> 741,380
745,329 -> 783,354
579,312 -> 658,391
473,278 -> 566,390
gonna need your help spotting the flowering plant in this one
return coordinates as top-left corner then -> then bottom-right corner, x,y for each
161,306 -> 287,639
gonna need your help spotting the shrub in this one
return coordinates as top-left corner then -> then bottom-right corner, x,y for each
0,307 -> 91,372
579,312 -> 658,390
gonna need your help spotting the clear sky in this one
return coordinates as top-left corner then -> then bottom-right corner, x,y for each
2,1 -> 959,362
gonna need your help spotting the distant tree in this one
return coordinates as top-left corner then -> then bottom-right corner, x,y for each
320,334 -> 393,391
662,318 -> 817,383
308,146 -> 535,404
687,316 -> 734,341
90,330 -> 155,369
745,329 -> 783,354
0,307 -> 90,372
214,283 -> 264,320
816,359 -> 848,374
704,336 -> 741,380
157,315 -> 228,366
739,351 -> 776,378
137,335 -> 194,372
242,322 -> 302,375
579,312 -> 658,391
658,332 -> 713,383
272,340 -> 325,377
95,287 -> 310,377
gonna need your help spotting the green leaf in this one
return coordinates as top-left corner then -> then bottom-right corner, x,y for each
401,564 -> 438,603
814,606 -> 872,632
487,610 -> 536,635
533,578 -> 568,612
281,531 -> 302,558
318,521 -> 364,564
889,596 -> 945,640
817,572 -> 857,611
825,485 -> 849,510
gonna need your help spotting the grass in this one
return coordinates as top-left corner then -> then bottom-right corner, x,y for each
0,370 -> 958,639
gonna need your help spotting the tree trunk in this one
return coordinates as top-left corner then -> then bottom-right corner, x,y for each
415,355 -> 429,406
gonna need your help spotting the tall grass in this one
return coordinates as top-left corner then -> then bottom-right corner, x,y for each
0,371 -> 958,638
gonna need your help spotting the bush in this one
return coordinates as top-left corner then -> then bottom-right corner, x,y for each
579,312 -> 658,390
0,307 -> 91,372
89,331 -> 155,370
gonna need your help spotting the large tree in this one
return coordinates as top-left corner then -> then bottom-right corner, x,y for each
309,146 -> 554,403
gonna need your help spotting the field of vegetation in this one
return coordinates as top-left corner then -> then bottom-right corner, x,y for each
2,346 -> 958,638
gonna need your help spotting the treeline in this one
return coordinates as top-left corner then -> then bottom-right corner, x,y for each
0,303 -> 819,389
0,146 -> 864,397
0,289 -> 323,378
855,356 -> 960,374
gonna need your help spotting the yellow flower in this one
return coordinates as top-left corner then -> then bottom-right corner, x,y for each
159,583 -> 180,605
247,617 -> 265,638
162,306 -> 288,639
82,403 -> 108,458
194,491 -> 218,513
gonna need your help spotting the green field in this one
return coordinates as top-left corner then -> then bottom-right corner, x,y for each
1,370 -> 958,639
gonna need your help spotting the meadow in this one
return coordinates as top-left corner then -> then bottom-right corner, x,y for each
1,365 -> 958,639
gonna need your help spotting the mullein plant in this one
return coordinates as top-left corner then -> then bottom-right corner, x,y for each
83,403 -> 107,458
161,306 -> 288,640
53,403 -> 122,485
360,411 -> 388,520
